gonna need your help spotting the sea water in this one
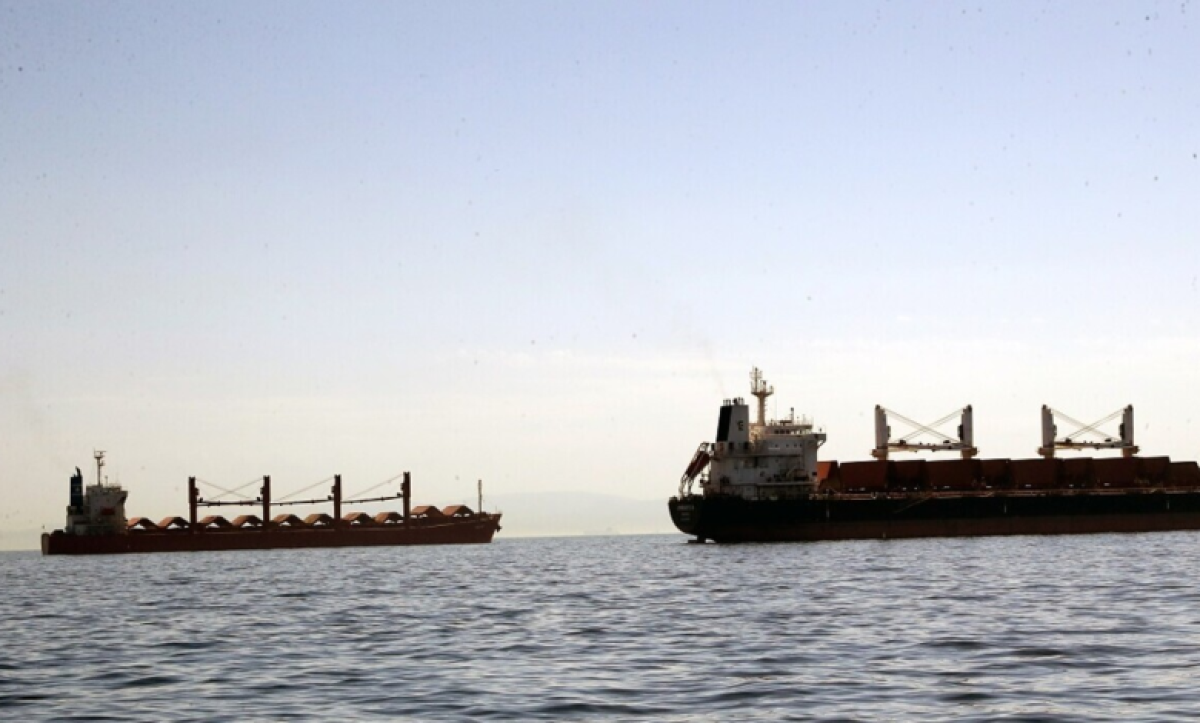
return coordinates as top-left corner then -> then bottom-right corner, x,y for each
4,532 -> 1200,721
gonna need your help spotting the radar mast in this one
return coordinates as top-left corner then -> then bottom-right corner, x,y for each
94,450 -> 106,487
750,367 -> 774,426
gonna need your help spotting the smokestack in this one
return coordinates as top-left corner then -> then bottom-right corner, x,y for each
70,467 -> 84,510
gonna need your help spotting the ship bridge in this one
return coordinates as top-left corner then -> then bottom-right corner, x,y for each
685,369 -> 827,500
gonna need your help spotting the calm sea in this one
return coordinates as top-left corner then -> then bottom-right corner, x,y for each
5,532 -> 1200,721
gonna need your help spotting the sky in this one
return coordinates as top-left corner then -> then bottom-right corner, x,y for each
2,1 -> 1199,542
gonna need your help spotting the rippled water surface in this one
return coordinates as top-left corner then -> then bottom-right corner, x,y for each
6,532 -> 1200,721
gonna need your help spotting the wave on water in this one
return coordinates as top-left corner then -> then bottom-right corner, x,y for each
4,532 -> 1200,721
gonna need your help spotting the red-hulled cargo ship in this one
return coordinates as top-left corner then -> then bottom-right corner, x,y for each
42,454 -> 501,555
669,369 -> 1200,543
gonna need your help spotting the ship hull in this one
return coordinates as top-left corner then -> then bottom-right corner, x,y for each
42,516 -> 501,555
669,493 -> 1200,542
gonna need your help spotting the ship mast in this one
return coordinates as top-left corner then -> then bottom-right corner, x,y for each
750,367 -> 774,426
94,450 -> 106,487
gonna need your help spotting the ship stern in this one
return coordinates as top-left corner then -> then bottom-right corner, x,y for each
668,496 -> 704,539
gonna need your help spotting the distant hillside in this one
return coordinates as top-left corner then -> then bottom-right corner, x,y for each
484,491 -> 680,538
0,529 -> 41,552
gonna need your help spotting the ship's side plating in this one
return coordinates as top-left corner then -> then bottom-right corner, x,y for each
670,369 -> 1200,542
670,487 -> 1200,543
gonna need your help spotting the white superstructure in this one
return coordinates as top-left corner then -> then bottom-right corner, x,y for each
680,368 -> 826,500
65,451 -> 128,535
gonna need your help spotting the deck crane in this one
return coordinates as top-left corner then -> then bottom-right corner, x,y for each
871,405 -> 978,460
1038,405 -> 1138,458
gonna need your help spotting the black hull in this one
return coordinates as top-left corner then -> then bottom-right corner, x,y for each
41,516 -> 501,555
668,493 -> 1200,542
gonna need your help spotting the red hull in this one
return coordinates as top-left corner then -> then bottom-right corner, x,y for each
41,515 -> 501,555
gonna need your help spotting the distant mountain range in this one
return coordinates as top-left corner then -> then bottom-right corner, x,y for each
484,491 -> 679,538
0,529 -> 43,552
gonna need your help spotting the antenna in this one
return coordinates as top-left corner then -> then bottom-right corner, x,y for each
94,450 -> 106,487
478,479 -> 483,512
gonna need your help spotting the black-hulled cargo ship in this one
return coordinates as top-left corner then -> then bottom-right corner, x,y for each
669,369 -> 1200,543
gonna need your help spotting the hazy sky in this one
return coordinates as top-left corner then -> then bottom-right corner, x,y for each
3,1 -> 1199,536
